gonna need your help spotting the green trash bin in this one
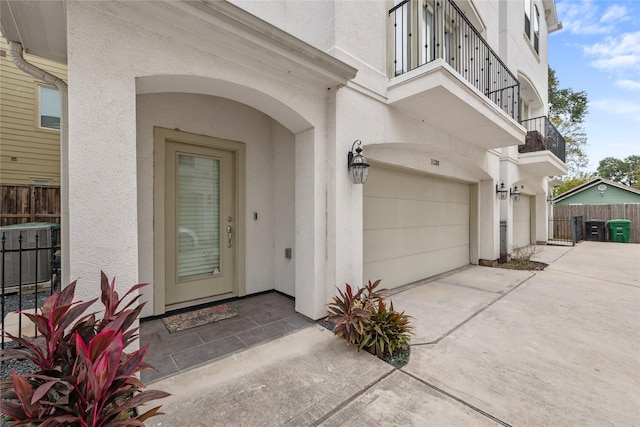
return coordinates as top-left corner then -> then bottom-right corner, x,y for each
607,219 -> 631,243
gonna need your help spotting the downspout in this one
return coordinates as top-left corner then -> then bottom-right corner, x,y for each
9,41 -> 70,287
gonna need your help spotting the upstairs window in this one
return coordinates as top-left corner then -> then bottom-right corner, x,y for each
39,86 -> 61,130
533,5 -> 540,54
524,0 -> 540,55
524,0 -> 531,39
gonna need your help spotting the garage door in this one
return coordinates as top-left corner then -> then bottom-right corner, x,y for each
363,166 -> 470,289
512,195 -> 531,249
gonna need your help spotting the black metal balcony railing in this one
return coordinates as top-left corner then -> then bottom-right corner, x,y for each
520,116 -> 566,162
390,0 -> 520,121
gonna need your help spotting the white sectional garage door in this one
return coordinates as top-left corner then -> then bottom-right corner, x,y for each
512,195 -> 531,249
363,165 -> 470,289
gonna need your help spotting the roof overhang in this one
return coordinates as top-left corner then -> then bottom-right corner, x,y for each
0,0 -> 67,63
0,0 -> 357,88
542,0 -> 563,34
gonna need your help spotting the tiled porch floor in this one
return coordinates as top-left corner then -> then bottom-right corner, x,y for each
140,291 -> 314,384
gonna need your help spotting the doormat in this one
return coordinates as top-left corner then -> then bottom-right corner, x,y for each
162,304 -> 238,333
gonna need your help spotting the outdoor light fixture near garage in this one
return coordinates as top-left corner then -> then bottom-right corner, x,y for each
510,185 -> 521,202
348,140 -> 370,184
496,181 -> 508,200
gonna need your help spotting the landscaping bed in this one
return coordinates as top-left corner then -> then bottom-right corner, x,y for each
496,259 -> 548,271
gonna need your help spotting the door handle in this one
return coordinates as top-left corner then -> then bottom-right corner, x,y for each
227,225 -> 232,248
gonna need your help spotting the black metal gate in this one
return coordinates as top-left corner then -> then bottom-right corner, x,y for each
548,216 -> 583,246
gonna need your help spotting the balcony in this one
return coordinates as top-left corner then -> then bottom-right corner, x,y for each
518,116 -> 567,176
387,0 -> 524,149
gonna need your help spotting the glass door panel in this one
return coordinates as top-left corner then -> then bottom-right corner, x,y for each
177,154 -> 220,279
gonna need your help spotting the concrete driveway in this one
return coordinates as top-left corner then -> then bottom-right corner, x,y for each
148,242 -> 640,426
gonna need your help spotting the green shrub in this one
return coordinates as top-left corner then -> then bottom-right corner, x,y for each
359,299 -> 412,358
326,280 -> 412,361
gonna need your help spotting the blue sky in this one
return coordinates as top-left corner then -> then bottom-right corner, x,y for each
549,0 -> 640,174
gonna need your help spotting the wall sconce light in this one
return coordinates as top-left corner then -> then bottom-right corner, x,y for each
348,140 -> 370,184
496,181 -> 508,200
510,186 -> 521,202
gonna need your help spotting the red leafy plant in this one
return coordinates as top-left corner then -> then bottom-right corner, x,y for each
326,279 -> 412,361
0,272 -> 170,426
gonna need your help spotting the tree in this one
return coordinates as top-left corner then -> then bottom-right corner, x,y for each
548,66 -> 589,176
552,173 -> 593,196
597,155 -> 640,188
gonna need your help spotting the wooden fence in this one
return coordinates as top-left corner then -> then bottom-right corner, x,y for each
553,204 -> 640,243
0,184 -> 61,226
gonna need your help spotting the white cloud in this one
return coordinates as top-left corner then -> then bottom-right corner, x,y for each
558,0 -> 612,35
591,98 -> 640,122
584,32 -> 640,72
557,1 -> 629,35
600,5 -> 628,24
616,80 -> 640,91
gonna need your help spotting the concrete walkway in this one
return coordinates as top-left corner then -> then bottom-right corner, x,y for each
146,242 -> 640,426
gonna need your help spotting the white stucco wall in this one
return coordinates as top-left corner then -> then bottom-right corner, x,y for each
227,0 -> 554,264
65,1 -> 336,319
63,0 -> 559,321
136,93 -> 296,317
66,5 -> 140,303
272,122 -> 296,296
499,0 -> 550,110
229,0 -> 336,53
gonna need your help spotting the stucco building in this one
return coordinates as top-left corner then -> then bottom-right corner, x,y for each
1,0 -> 567,320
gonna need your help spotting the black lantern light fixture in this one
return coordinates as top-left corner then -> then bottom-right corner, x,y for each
496,181 -> 508,200
347,140 -> 370,184
510,185 -> 521,202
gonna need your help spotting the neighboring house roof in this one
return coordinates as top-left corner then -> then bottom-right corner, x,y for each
554,177 -> 640,205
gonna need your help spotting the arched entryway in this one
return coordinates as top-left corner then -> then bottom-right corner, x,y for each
135,76 -> 313,316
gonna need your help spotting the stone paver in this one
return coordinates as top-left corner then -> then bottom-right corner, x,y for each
391,266 -> 531,343
530,244 -> 573,264
148,327 -> 393,427
319,370 -> 501,427
545,241 -> 640,287
403,264 -> 640,426
145,243 -> 640,427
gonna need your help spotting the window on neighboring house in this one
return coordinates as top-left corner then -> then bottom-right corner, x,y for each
32,179 -> 51,186
39,86 -> 61,130
533,5 -> 540,54
524,0 -> 531,39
